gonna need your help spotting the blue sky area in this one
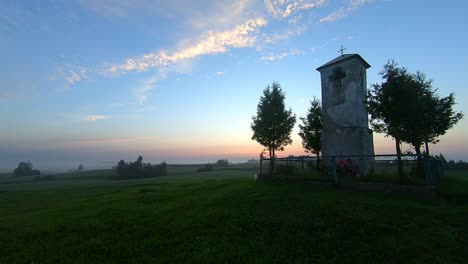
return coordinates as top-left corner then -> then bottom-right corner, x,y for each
1,0 -> 467,171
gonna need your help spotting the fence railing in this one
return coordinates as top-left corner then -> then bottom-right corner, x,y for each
259,154 -> 444,187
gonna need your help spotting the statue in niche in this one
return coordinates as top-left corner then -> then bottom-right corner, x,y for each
330,67 -> 346,88
326,67 -> 359,127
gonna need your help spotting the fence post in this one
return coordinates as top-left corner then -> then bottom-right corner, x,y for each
423,155 -> 433,187
332,157 -> 337,184
259,159 -> 263,176
301,157 -> 305,179
439,160 -> 445,178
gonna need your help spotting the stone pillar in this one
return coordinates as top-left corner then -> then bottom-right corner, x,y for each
316,54 -> 374,175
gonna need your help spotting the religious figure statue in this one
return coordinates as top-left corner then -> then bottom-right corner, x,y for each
327,80 -> 359,127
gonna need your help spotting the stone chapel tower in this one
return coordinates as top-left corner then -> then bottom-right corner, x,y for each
316,54 -> 374,174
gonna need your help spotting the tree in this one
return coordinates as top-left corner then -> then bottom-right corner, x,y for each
368,61 -> 410,179
368,60 -> 463,178
251,82 -> 296,172
13,161 -> 40,177
298,97 -> 323,168
418,83 -> 463,155
77,164 -> 84,172
396,71 -> 463,157
215,159 -> 229,167
115,156 -> 167,180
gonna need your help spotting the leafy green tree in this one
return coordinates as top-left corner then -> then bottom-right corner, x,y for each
368,61 -> 410,179
395,71 -> 463,157
368,61 -> 463,178
215,159 -> 229,167
251,82 -> 296,171
417,79 -> 463,155
298,98 -> 323,168
13,161 -> 39,176
115,157 -> 167,179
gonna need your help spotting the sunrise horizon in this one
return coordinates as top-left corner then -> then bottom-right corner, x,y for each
1,0 -> 467,172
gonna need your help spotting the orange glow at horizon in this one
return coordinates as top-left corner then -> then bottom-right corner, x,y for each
30,130 -> 466,162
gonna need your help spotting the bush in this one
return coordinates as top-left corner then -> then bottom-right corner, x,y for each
33,175 -> 53,182
215,159 -> 229,167
115,156 -> 167,180
197,164 -> 214,172
13,161 -> 40,177
274,164 -> 296,177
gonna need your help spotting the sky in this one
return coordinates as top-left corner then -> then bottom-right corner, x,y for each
1,0 -> 468,171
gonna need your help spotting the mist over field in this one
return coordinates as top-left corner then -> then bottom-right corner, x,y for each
0,151 -> 254,173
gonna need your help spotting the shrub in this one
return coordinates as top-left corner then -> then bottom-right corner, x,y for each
274,163 -> 295,177
33,175 -> 53,182
215,159 -> 229,167
115,156 -> 167,180
13,161 -> 40,177
197,164 -> 214,172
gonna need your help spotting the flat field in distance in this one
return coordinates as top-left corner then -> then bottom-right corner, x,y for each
0,164 -> 467,263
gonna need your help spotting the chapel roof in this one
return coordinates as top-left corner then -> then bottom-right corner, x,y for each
316,54 -> 371,72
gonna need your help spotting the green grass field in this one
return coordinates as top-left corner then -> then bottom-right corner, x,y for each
0,164 -> 467,263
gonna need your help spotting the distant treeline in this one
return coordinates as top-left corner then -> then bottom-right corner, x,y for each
435,154 -> 468,170
13,161 -> 40,177
115,156 -> 167,180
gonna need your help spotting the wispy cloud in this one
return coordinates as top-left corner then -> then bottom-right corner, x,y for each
103,18 -> 267,77
58,17 -> 266,101
80,0 -> 261,32
264,0 -> 327,19
84,115 -> 112,121
260,48 -> 304,62
134,73 -> 167,103
262,24 -> 307,45
51,66 -> 90,92
68,136 -> 153,144
59,0 -> 372,102
65,68 -> 88,86
320,0 -> 370,23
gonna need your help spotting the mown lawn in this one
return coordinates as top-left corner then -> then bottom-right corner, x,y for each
0,168 -> 467,263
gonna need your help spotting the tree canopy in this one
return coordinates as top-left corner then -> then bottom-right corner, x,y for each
115,156 -> 167,180
298,97 -> 323,158
368,60 -> 463,157
251,82 -> 296,160
13,161 -> 40,177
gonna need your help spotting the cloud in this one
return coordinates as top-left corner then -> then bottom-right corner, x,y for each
260,48 -> 304,62
187,0 -> 260,32
262,24 -> 307,45
320,0 -> 370,23
58,0 -> 373,102
80,0 -> 261,33
103,17 -> 267,77
134,73 -> 167,103
58,14 -> 267,102
84,115 -> 112,121
51,66 -> 90,92
216,71 -> 225,75
264,0 -> 327,19
67,136 -> 153,144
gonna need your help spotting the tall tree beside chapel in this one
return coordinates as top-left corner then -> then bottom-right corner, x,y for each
368,60 -> 463,173
298,97 -> 323,168
251,82 -> 296,168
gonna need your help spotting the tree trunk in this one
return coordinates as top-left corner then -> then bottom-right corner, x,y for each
414,144 -> 424,177
269,148 -> 275,176
316,153 -> 321,170
395,138 -> 404,183
415,144 -> 422,161
425,141 -> 430,156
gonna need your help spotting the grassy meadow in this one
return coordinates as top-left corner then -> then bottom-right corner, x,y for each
0,164 -> 467,263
